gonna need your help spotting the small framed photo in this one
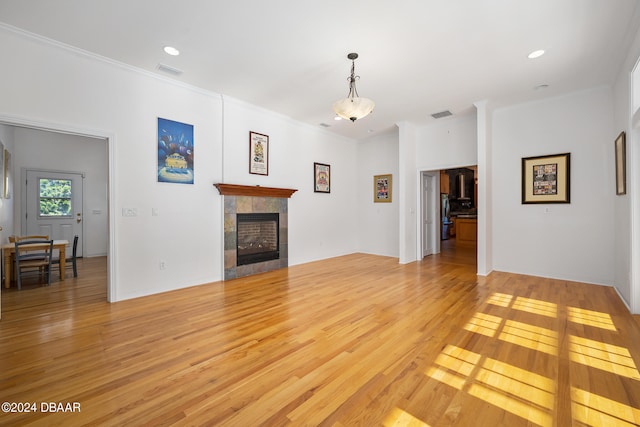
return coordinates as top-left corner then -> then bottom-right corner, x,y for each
521,153 -> 570,204
615,131 -> 626,195
249,131 -> 269,175
374,174 -> 392,203
314,162 -> 330,193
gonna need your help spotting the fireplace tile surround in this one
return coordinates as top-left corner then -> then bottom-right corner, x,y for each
216,184 -> 296,280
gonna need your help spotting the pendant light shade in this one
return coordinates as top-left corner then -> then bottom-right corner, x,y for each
333,53 -> 374,122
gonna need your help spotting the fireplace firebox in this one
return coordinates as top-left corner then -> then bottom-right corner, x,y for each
236,213 -> 280,266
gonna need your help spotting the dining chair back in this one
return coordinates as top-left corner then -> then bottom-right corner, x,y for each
52,235 -> 79,278
12,235 -> 50,261
14,239 -> 54,290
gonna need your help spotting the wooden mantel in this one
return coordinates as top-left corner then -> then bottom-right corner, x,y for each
213,183 -> 298,198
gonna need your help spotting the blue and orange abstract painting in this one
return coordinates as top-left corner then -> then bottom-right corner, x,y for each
157,117 -> 194,184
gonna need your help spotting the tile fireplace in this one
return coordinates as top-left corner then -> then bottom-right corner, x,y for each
214,184 -> 297,280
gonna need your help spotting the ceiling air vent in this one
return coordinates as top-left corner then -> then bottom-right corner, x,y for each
431,110 -> 452,119
157,63 -> 183,76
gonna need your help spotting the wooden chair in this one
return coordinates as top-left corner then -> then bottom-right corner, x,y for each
14,239 -> 54,290
13,235 -> 50,261
52,235 -> 79,278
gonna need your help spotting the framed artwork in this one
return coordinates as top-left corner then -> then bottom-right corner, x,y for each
4,149 -> 11,199
249,131 -> 269,175
374,174 -> 392,203
615,131 -> 626,195
157,117 -> 194,184
521,153 -> 570,204
314,162 -> 330,193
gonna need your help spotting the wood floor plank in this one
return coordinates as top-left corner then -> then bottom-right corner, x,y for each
2,243 -> 640,426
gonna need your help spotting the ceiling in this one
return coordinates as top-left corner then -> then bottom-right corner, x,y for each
1,0 -> 639,140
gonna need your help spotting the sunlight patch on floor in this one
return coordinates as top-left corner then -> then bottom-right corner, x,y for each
383,407 -> 431,427
569,336 -> 640,380
463,312 -> 501,337
512,296 -> 557,318
426,345 -> 554,427
499,320 -> 558,356
571,387 -> 640,427
568,307 -> 616,331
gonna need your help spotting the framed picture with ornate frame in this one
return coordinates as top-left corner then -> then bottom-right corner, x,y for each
374,174 -> 392,203
249,131 -> 269,175
521,153 -> 570,204
615,131 -> 626,195
314,162 -> 330,193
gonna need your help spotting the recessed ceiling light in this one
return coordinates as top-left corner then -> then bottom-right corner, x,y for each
528,49 -> 545,59
163,46 -> 180,56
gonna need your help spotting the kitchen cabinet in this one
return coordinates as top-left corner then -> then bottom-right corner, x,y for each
440,170 -> 450,194
456,218 -> 477,245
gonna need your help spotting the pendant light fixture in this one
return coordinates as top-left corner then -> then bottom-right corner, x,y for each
333,53 -> 375,122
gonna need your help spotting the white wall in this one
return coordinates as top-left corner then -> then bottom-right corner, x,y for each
492,87 -> 615,285
398,122 -> 419,263
0,26 -> 224,301
612,13 -> 640,312
0,124 -> 15,246
475,101 -> 493,276
12,128 -> 108,257
354,115 -> 478,260
416,114 -> 478,171
612,45 -> 634,308
1,23 -> 633,303
0,26 -> 361,300
356,128 -> 399,257
222,97 -> 359,266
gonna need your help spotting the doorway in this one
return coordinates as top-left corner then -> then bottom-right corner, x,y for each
0,115 -> 113,306
419,166 -> 478,265
24,169 -> 84,258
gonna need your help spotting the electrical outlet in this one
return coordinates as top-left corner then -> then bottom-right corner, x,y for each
159,261 -> 166,270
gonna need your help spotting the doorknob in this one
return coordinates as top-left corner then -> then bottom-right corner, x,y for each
76,213 -> 82,223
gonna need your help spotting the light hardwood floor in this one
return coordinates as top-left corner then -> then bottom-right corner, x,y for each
1,243 -> 640,426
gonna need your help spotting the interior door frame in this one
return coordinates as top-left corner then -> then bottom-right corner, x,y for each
21,168 -> 85,255
419,170 -> 439,258
1,113 -> 115,302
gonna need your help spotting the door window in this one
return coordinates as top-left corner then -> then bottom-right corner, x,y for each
38,178 -> 72,217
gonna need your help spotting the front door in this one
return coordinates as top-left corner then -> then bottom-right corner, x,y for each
24,170 -> 83,257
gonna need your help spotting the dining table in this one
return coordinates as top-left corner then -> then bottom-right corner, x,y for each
2,239 -> 69,288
